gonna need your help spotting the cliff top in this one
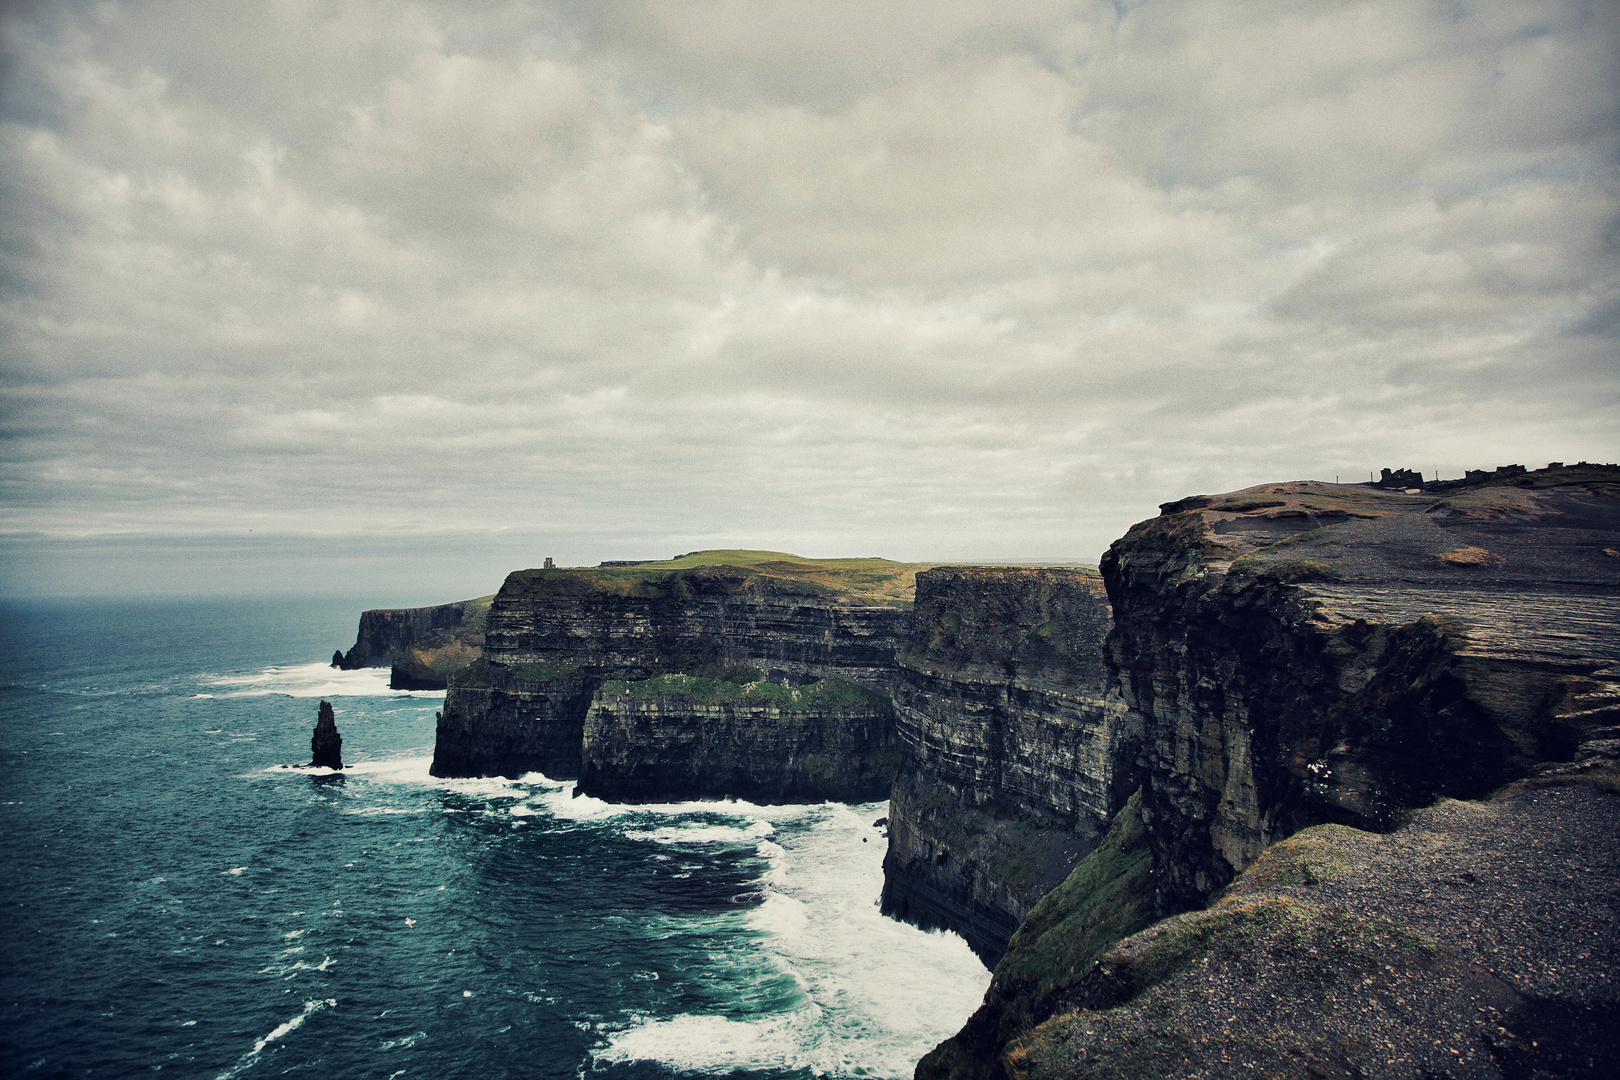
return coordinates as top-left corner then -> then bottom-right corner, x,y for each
1128,462 -> 1620,590
506,550 -> 940,606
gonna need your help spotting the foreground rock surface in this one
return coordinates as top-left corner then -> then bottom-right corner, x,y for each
881,567 -> 1137,965
1006,775 -> 1619,1079
1102,462 -> 1620,913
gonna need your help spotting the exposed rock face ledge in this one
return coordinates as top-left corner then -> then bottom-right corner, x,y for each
1101,462 -> 1620,914
881,567 -> 1140,966
430,563 -> 912,787
310,699 -> 343,769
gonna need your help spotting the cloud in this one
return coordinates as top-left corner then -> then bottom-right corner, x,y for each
0,0 -> 1615,595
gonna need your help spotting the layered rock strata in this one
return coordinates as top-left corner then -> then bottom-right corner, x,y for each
578,674 -> 901,803
922,463 -> 1619,1079
1100,462 -> 1620,914
431,565 -> 911,782
881,567 -> 1139,966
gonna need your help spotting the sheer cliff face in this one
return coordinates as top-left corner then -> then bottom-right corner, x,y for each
579,677 -> 901,804
483,568 -> 907,689
881,567 -> 1139,966
339,597 -> 490,688
1102,464 -> 1620,914
431,567 -> 910,782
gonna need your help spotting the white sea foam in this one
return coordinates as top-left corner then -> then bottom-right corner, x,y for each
598,799 -> 989,1079
622,819 -> 775,846
215,998 -> 335,1080
598,1011 -> 820,1072
378,1030 -> 426,1051
203,661 -> 443,699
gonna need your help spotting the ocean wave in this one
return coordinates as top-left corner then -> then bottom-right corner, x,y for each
215,998 -> 336,1080
622,820 -> 775,846
595,1009 -> 821,1073
202,661 -> 443,699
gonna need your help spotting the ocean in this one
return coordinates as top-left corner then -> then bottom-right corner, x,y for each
0,596 -> 989,1079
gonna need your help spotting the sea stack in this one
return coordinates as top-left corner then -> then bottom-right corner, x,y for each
311,700 -> 343,770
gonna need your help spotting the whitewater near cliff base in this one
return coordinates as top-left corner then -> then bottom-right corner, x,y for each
0,596 -> 988,1079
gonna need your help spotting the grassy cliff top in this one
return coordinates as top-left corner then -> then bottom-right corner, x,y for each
502,550 -> 938,606
505,551 -> 1101,607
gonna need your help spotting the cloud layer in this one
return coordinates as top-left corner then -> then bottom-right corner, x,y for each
3,0 -> 1617,593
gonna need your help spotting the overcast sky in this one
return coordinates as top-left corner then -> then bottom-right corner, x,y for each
3,0 -> 1617,598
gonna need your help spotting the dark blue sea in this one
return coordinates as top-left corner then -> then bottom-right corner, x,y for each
0,597 -> 987,1080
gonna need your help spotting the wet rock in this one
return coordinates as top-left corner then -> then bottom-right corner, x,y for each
578,675 -> 900,803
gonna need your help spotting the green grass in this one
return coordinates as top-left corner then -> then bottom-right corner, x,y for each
995,790 -> 1157,999
506,551 -> 1095,607
510,660 -> 580,682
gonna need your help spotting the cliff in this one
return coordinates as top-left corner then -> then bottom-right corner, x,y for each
430,552 -> 921,784
1101,461 -> 1620,913
578,672 -> 901,803
337,595 -> 493,689
926,462 -> 1619,1078
881,567 -> 1138,966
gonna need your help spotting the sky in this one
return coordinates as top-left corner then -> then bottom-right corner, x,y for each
2,0 -> 1617,599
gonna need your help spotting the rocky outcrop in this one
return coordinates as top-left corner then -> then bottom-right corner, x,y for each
310,700 -> 343,769
1003,774 -> 1619,1080
1102,461 -> 1620,914
578,673 -> 901,803
881,567 -> 1140,966
430,562 -> 912,781
336,596 -> 492,689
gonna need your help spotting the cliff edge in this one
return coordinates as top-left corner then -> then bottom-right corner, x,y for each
924,462 -> 1618,1079
337,595 -> 493,690
430,552 -> 923,794
1102,462 -> 1620,913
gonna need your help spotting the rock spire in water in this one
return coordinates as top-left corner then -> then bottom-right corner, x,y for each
311,700 -> 343,770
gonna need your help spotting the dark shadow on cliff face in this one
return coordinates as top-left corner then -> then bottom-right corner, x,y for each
916,791 -> 1155,1080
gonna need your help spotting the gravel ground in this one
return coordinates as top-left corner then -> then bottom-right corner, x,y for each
1008,778 -> 1619,1080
